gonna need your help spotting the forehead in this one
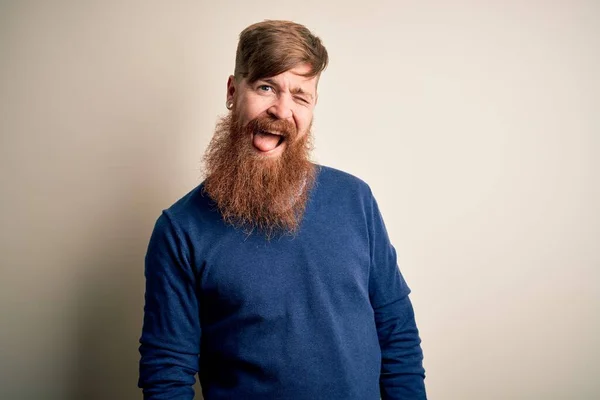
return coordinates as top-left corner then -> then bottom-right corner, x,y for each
251,64 -> 318,91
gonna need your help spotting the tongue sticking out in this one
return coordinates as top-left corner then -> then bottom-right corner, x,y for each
253,131 -> 282,152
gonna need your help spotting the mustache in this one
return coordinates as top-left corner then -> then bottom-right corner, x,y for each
244,116 -> 297,140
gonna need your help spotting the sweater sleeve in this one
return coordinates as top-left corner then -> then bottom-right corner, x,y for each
138,212 -> 201,399
367,193 -> 427,399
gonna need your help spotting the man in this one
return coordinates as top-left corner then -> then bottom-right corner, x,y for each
138,20 -> 426,399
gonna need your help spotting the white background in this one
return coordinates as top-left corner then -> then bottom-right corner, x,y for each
1,1 -> 598,399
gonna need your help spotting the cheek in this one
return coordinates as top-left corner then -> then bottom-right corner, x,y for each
236,97 -> 268,125
295,111 -> 313,134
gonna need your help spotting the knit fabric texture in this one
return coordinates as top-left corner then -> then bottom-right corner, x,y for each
139,165 -> 426,399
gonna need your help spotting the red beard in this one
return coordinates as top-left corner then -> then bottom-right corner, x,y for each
203,111 -> 316,237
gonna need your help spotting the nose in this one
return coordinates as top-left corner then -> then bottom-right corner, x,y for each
267,95 -> 293,120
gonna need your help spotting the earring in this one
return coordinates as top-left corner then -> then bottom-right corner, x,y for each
226,100 -> 233,110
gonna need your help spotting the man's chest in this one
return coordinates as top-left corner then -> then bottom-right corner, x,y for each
194,217 -> 371,325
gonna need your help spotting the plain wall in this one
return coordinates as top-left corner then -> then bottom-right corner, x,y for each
1,1 -> 598,399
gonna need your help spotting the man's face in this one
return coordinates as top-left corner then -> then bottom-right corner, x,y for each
226,63 -> 318,159
203,63 -> 319,236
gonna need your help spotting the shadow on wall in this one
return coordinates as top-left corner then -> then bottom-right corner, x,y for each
67,206 -> 147,400
2,2 -> 214,397
65,179 -> 204,399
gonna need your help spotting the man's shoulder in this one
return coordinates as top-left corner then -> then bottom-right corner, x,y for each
165,182 -> 207,211
155,182 -> 218,229
316,164 -> 372,196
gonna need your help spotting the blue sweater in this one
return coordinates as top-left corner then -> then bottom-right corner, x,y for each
139,165 -> 426,399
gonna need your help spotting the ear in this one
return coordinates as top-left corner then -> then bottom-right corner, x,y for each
226,75 -> 236,103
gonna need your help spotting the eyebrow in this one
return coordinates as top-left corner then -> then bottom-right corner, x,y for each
262,78 -> 314,100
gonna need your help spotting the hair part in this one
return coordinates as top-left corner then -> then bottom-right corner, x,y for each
234,20 -> 329,83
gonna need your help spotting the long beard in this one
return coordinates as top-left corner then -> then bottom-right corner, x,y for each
203,112 -> 316,237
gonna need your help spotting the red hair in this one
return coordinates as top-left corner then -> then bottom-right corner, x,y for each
234,20 -> 329,83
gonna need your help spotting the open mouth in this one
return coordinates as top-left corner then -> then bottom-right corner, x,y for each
252,130 -> 286,153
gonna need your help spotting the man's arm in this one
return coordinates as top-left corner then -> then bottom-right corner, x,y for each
138,212 -> 201,400
367,192 -> 426,399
